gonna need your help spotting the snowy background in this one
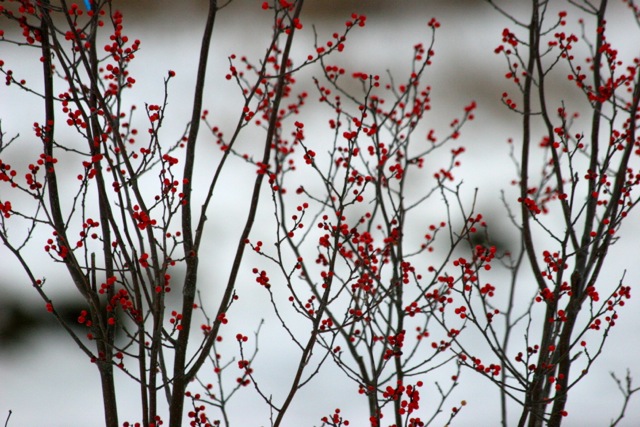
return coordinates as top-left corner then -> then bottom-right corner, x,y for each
1,1 -> 640,426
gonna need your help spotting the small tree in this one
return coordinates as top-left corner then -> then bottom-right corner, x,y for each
0,1 -> 639,426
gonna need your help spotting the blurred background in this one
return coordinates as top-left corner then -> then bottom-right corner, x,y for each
1,0 -> 640,426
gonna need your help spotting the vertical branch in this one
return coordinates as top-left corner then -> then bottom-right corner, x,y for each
37,2 -> 119,427
519,3 -> 551,425
575,0 -> 607,283
85,6 -> 124,426
187,2 -> 308,422
169,0 -> 219,425
545,2 -> 607,424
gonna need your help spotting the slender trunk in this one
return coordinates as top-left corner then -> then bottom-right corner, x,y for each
169,1 -> 218,425
519,2 -> 547,426
39,2 -> 119,426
